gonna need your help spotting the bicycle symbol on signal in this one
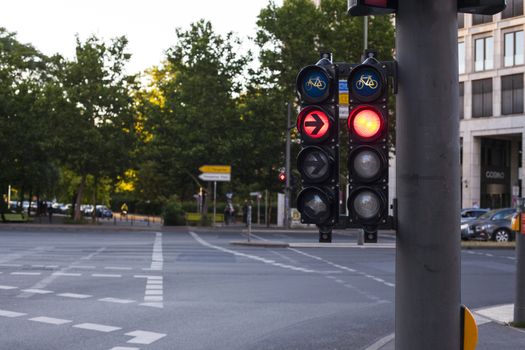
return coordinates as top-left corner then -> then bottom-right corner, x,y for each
305,77 -> 327,91
355,75 -> 378,90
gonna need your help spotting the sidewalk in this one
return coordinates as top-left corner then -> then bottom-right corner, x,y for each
374,304 -> 525,350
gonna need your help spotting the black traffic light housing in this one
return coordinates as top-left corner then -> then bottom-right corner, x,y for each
348,0 -> 506,16
295,56 -> 340,227
346,56 -> 390,241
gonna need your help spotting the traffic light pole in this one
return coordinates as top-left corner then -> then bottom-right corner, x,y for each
395,1 -> 461,349
285,102 -> 292,228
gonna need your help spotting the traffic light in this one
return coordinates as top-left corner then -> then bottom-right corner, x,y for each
458,0 -> 506,15
347,57 -> 389,241
348,0 -> 397,16
278,171 -> 286,183
295,56 -> 339,227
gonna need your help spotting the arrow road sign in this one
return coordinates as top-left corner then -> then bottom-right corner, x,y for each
198,173 -> 231,182
199,165 -> 231,174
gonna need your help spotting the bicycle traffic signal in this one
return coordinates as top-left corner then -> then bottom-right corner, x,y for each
347,57 -> 390,241
295,56 -> 339,227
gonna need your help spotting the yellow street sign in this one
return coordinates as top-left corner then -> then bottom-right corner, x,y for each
461,305 -> 478,350
199,165 -> 231,174
339,92 -> 349,105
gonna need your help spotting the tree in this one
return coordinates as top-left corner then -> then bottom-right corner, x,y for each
56,35 -> 137,220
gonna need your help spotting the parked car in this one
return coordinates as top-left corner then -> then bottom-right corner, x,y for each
462,208 -> 516,242
96,205 -> 113,218
461,208 -> 490,224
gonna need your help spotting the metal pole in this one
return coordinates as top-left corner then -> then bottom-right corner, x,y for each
265,189 -> 269,227
363,16 -> 368,50
257,195 -> 261,225
247,205 -> 252,242
285,102 -> 292,228
395,1 -> 461,349
7,185 -> 11,208
213,181 -> 217,226
515,202 -> 525,324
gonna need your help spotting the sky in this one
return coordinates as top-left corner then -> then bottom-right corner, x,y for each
0,0 -> 281,75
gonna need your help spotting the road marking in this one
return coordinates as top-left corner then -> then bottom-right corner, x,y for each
133,275 -> 162,279
0,309 -> 26,317
475,303 -> 514,324
57,293 -> 92,299
104,266 -> 133,271
18,247 -> 106,299
190,231 -> 323,273
144,296 -> 163,302
21,289 -> 53,294
11,272 -> 41,276
52,272 -> 82,277
125,330 -> 167,345
150,232 -> 163,271
364,332 -> 395,350
140,233 -> 164,308
0,263 -> 23,267
0,285 -> 18,290
70,265 -> 96,269
99,297 -> 135,304
110,347 -> 140,350
73,323 -> 122,333
92,273 -> 122,278
29,316 -> 72,325
145,290 -> 163,295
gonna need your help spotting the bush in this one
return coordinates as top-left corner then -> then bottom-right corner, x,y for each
162,196 -> 186,226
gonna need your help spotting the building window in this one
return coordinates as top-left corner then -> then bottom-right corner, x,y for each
472,78 -> 492,118
459,82 -> 464,119
458,13 -> 465,29
501,74 -> 524,115
475,37 -> 494,71
502,0 -> 523,19
472,14 -> 492,26
459,41 -> 466,74
504,31 -> 524,67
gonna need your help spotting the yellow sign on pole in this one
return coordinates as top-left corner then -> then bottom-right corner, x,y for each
339,92 -> 349,105
461,305 -> 478,350
199,165 -> 231,174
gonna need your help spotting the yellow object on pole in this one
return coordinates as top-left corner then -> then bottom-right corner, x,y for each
461,305 -> 478,350
199,165 -> 231,174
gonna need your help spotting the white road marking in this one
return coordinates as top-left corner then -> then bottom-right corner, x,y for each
140,302 -> 163,308
52,272 -> 82,277
0,263 -> 23,267
21,289 -> 53,294
144,296 -> 163,302
0,285 -> 18,290
57,293 -> 92,299
99,298 -> 135,304
145,290 -> 163,295
125,330 -> 167,345
70,265 -> 96,269
140,233 -> 165,308
133,275 -> 161,279
146,285 -> 162,290
74,323 -> 122,332
149,233 -> 163,271
0,309 -> 26,317
18,247 -> 106,299
475,303 -> 514,324
110,347 -> 140,350
29,316 -> 72,325
11,272 -> 41,276
364,332 -> 395,350
92,273 -> 122,278
104,266 -> 133,271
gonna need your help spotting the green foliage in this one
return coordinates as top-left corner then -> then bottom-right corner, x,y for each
162,195 -> 186,226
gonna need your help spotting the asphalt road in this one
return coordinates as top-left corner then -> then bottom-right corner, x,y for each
0,226 -> 518,349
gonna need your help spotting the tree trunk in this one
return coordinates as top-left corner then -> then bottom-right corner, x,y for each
74,175 -> 87,221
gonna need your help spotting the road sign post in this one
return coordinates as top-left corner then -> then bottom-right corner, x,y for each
198,165 -> 231,226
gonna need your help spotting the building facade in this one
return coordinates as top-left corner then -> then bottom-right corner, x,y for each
459,0 -> 525,209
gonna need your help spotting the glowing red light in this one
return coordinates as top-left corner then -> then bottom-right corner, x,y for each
299,108 -> 330,140
349,107 -> 383,139
278,172 -> 286,182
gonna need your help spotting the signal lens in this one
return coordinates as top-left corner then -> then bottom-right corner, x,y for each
352,190 -> 382,219
352,149 -> 381,181
278,172 -> 286,182
350,107 -> 382,139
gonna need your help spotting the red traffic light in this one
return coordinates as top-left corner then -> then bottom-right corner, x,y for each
298,106 -> 332,142
278,172 -> 286,182
348,106 -> 384,140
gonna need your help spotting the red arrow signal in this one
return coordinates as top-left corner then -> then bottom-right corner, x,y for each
299,107 -> 331,141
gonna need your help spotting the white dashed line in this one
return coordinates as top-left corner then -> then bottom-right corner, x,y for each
73,323 -> 122,333
104,266 -> 133,271
144,296 -> 163,302
21,289 -> 53,294
0,309 -> 26,318
110,347 -> 140,350
99,298 -> 135,304
0,264 -> 23,267
92,274 -> 122,278
29,316 -> 72,325
70,265 -> 96,269
125,330 -> 167,345
0,285 -> 18,290
52,272 -> 82,277
11,272 -> 41,276
57,293 -> 92,299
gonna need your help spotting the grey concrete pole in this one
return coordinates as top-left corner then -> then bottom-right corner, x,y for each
395,1 -> 461,349
515,212 -> 525,324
